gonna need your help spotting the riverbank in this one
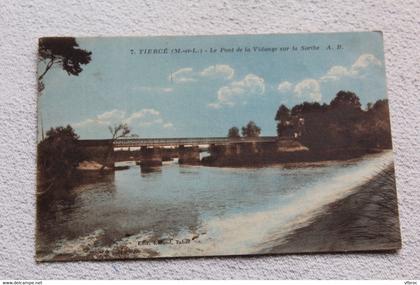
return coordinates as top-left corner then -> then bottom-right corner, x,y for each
267,164 -> 401,254
36,151 -> 400,261
202,147 -> 384,167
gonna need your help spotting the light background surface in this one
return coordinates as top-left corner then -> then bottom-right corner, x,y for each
0,0 -> 419,279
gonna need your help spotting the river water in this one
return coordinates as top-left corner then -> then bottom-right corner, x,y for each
36,151 -> 394,261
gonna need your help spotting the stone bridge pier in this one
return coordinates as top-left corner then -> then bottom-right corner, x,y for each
178,145 -> 200,164
139,146 -> 162,172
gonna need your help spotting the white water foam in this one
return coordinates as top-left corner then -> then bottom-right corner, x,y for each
154,151 -> 394,257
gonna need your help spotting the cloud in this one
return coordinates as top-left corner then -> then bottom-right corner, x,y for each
163,122 -> 174,129
73,109 -> 173,130
123,109 -> 160,125
208,74 -> 265,109
139,118 -> 164,127
73,109 -> 126,128
277,53 -> 383,102
293,79 -> 321,102
321,53 -> 382,81
169,67 -> 196,83
169,64 -> 235,83
135,86 -> 173,93
199,64 -> 234,80
320,65 -> 353,81
277,81 -> 293,93
351,53 -> 382,73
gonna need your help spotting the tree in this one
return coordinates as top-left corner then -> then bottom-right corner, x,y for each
241,121 -> 261,138
364,99 -> 392,148
108,123 -> 131,140
38,37 -> 92,91
101,123 -> 133,170
38,37 -> 92,140
276,121 -> 295,137
282,90 -> 392,150
330,90 -> 361,109
291,102 -> 326,116
37,125 -> 85,190
275,104 -> 290,122
371,99 -> 389,111
227,127 -> 241,139
275,105 -> 293,137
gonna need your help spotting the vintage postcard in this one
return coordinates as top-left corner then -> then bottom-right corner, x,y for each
36,32 -> 401,261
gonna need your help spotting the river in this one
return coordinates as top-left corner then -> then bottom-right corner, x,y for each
36,151 -> 394,261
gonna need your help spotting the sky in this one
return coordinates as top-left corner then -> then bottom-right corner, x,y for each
38,32 -> 388,140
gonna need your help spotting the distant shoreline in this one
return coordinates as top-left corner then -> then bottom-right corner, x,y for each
266,163 -> 401,254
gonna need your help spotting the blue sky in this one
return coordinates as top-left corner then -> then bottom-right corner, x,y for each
38,32 -> 387,140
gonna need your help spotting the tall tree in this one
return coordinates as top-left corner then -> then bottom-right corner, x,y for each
227,127 -> 241,139
38,37 -> 92,140
275,105 -> 293,137
275,104 -> 290,122
241,121 -> 261,138
38,37 -> 92,91
330,90 -> 361,109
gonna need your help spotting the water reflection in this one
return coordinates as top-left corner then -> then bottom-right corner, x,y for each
36,171 -> 117,256
140,165 -> 162,175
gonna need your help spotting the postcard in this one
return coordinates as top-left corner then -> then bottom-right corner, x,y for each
36,32 -> 401,261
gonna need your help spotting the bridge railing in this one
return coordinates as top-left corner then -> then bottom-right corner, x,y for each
112,136 -> 279,147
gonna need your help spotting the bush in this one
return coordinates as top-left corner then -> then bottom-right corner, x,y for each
37,125 -> 85,188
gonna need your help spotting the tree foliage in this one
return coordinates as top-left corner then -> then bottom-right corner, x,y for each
275,104 -> 290,122
329,90 -> 361,109
275,104 -> 294,137
275,90 -> 392,150
227,127 -> 241,139
291,102 -> 327,116
37,125 -> 85,188
38,37 -> 92,91
241,121 -> 261,138
276,121 -> 295,137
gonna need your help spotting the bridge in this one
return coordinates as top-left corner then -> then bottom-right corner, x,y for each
78,136 -> 279,148
112,136 -> 279,147
78,136 -> 289,171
